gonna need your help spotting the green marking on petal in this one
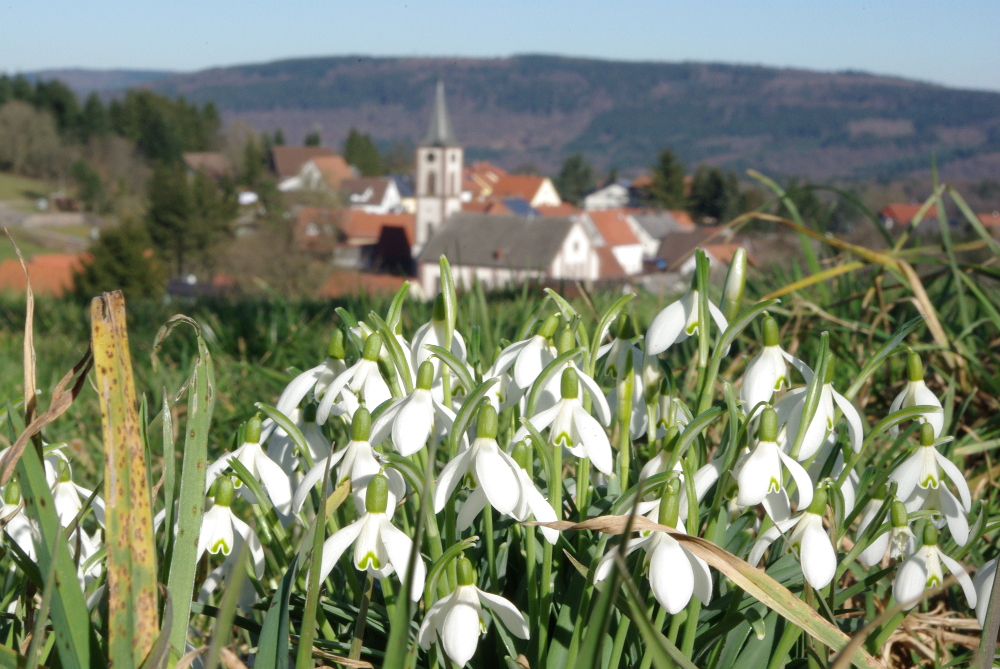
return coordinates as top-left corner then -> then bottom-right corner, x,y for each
359,553 -> 381,570
210,538 -> 231,555
554,431 -> 572,448
773,375 -> 787,391
768,478 -> 780,493
926,574 -> 941,588
919,474 -> 940,489
685,322 -> 698,335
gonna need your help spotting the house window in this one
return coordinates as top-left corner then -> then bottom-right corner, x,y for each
450,153 -> 456,163
305,223 -> 319,237
427,171 -> 436,195
573,241 -> 580,252
426,152 -> 436,163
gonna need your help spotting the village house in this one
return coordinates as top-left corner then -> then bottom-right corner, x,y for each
416,212 -> 598,296
182,152 -> 233,180
877,203 -> 939,231
582,182 -> 631,211
340,177 -> 403,214
272,146 -> 348,191
583,210 -> 644,275
630,210 -> 696,259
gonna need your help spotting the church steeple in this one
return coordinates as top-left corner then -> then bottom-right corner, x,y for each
414,81 -> 463,255
421,80 -> 458,146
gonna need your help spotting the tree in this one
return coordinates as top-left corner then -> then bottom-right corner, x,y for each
383,140 -> 414,174
71,160 -> 106,213
73,219 -> 165,300
554,153 -> 595,205
646,149 -> 686,209
687,165 -> 742,224
343,128 -> 383,176
145,165 -> 236,277
0,101 -> 63,177
304,130 -> 321,147
273,128 -> 285,145
33,79 -> 81,134
79,93 -> 110,142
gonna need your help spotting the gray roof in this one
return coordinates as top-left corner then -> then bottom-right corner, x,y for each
632,211 -> 689,239
417,212 -> 574,270
421,81 -> 459,146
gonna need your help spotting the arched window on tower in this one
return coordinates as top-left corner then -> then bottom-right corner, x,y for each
427,171 -> 437,195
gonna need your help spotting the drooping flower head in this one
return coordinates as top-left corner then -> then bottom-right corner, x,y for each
317,333 -> 392,424
1,482 -> 38,560
418,556 -> 529,666
748,487 -> 836,589
411,294 -> 467,380
492,314 -> 561,390
893,524 -> 976,611
371,361 -> 457,456
275,329 -> 352,418
889,352 -> 944,438
735,406 -> 814,511
857,499 -> 915,568
740,314 -> 807,415
645,289 -> 728,356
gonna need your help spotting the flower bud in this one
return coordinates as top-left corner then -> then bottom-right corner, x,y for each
758,407 -> 778,442
3,481 -> 21,505
560,368 -> 579,400
658,478 -> 682,528
616,314 -> 636,340
246,413 -> 263,443
365,473 -> 389,514
456,556 -> 477,586
805,486 -> 828,516
476,402 -> 498,439
537,314 -> 560,339
720,247 -> 747,322
351,407 -> 371,441
511,440 -> 532,471
432,293 -> 447,322
362,333 -> 383,362
921,522 -> 938,546
890,500 -> 908,528
215,477 -> 236,507
919,422 -> 935,446
328,329 -> 346,360
907,351 -> 924,382
762,315 -> 779,347
416,361 -> 435,391
555,328 -> 576,355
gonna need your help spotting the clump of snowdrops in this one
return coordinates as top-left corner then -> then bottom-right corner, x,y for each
0,250 -> 995,669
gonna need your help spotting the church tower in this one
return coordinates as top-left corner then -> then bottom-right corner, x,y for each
414,81 -> 463,255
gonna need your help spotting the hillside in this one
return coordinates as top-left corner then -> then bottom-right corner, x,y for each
46,56 -> 1000,179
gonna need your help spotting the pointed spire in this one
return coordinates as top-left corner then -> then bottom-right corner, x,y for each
421,80 -> 458,146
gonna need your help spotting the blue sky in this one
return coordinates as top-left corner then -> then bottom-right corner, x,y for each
3,0 -> 999,91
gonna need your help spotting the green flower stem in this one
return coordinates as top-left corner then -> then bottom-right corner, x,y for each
484,506 -> 498,592
608,614 -> 631,669
522,523 -> 538,658
348,574 -> 374,661
667,609 -> 685,645
576,457 -> 591,521
616,371 -> 634,492
380,577 -> 397,626
766,622 -> 802,669
638,606 -> 669,669
681,599 -> 701,658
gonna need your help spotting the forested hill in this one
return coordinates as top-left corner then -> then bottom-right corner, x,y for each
69,55 -> 1000,179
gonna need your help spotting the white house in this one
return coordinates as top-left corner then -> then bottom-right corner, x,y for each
415,212 -> 599,296
583,183 -> 630,211
340,177 -> 402,214
584,210 -> 644,275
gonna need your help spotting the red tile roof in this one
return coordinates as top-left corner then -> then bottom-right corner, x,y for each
491,175 -> 547,201
879,203 -> 939,225
272,146 -> 337,179
0,253 -> 91,297
462,199 -> 510,215
977,211 -> 1000,227
630,175 -> 653,189
667,210 -> 696,230
596,246 -> 627,280
319,271 -> 409,299
588,210 -> 641,247
310,155 -> 354,189
702,243 -> 755,266
340,210 -> 416,245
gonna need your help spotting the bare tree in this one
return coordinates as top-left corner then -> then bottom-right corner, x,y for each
0,101 -> 64,177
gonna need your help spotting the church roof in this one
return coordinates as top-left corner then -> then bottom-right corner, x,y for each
421,81 -> 459,146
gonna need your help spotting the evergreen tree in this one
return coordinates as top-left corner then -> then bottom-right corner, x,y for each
71,160 -> 106,213
145,165 -> 236,277
242,134 -> 264,186
33,79 -> 80,134
273,128 -> 285,145
0,76 -> 11,106
79,93 -> 110,142
553,153 -> 595,205
10,76 -> 32,102
687,165 -> 742,224
304,130 -> 321,147
343,128 -> 384,176
73,219 -> 165,300
646,149 -> 686,209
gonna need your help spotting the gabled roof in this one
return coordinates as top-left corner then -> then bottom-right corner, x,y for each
340,210 -> 415,245
462,199 -> 510,215
310,155 -> 355,188
272,146 -> 336,179
421,81 -> 459,147
587,210 -> 641,247
632,210 -> 696,238
502,198 -> 539,217
879,203 -> 939,224
341,177 -> 392,205
656,226 -> 728,270
491,175 -> 548,201
417,212 -> 575,270
536,203 -> 580,217
596,246 -> 627,280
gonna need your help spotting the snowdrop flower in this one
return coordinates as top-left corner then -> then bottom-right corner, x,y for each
595,480 -> 712,614
206,414 -> 293,518
537,328 -> 612,424
371,361 -> 457,456
893,524 -> 976,610
740,315 -> 808,415
410,294 -> 467,379
889,352 -> 943,438
597,315 -> 643,381
292,407 -> 405,515
637,452 -> 724,523
857,499 -> 915,568
890,423 -> 971,545
735,407 -> 813,510
317,333 -> 392,424
774,357 -> 863,461
266,405 -> 332,476
318,473 -> 426,601
805,434 -> 859,512
514,368 -> 614,475
491,314 -> 560,389
605,348 -> 648,439
418,556 -> 529,666
51,459 -> 105,528
274,329 -> 351,417
645,289 -> 728,356
197,478 -> 265,611
653,388 -> 690,439
435,402 -> 524,517
1,483 -> 38,560
748,487 -> 836,589
973,558 -> 996,627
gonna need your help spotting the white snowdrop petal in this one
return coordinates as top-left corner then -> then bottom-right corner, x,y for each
369,399 -> 403,448
254,451 -> 293,517
686,548 -> 714,605
939,551 -> 977,609
578,369 -> 613,426
890,452 -> 923,503
911,383 -> 944,435
798,515 -> 836,589
937,486 -> 969,546
318,518 -> 364,583
478,589 -> 530,639
736,442 -> 781,507
858,530 -> 890,569
932,451 -> 972,512
380,517 -> 426,600
776,449 -> 814,510
646,298 -> 691,355
230,515 -> 266,577
317,363 -> 357,425
475,446 -> 520,515
440,592 -> 483,666
748,524 -> 785,567
393,394 -> 434,456
276,364 -> 325,416
649,537 -> 695,614
887,388 -> 906,438
893,552 -> 928,609
973,559 -> 997,627
418,594 -> 453,649
434,448 -> 473,513
456,487 -> 489,532
832,390 -> 864,453
571,403 -> 614,475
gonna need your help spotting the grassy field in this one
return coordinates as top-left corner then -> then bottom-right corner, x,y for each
0,171 -> 53,203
